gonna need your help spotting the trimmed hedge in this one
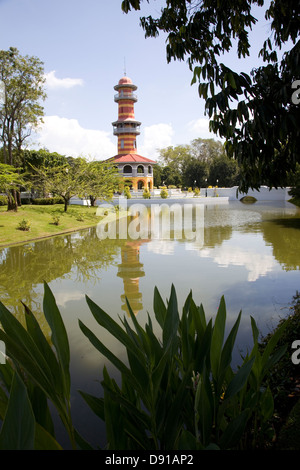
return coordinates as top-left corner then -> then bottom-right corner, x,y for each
32,197 -> 64,205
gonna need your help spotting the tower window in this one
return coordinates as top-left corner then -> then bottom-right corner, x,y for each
121,139 -> 124,149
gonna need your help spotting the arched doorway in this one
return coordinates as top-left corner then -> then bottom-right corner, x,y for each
138,180 -> 144,190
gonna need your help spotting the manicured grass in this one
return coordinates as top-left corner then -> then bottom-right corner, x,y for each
0,204 -> 101,247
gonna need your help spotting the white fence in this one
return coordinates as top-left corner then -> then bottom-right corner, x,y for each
67,186 -> 292,206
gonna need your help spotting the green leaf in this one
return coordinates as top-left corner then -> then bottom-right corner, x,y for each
224,356 -> 255,401
23,302 -> 62,395
0,329 -> 54,399
43,282 -> 70,394
196,366 -> 214,447
78,320 -> 143,399
218,311 -> 242,389
210,296 -> 226,380
219,409 -> 250,449
153,286 -> 167,329
0,372 -> 35,450
34,423 -> 63,450
79,391 -> 104,420
260,386 -> 274,422
163,284 -> 179,350
0,300 -> 54,390
261,319 -> 288,372
85,294 -> 143,362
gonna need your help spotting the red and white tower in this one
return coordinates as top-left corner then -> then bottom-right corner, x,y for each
112,76 -> 140,155
111,76 -> 156,191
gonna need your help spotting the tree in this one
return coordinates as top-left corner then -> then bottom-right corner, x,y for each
80,160 -> 120,206
31,157 -> 88,212
158,145 -> 190,186
190,138 -> 224,163
0,47 -> 46,167
121,0 -> 300,191
0,163 -> 28,211
208,154 -> 240,187
182,157 -> 209,188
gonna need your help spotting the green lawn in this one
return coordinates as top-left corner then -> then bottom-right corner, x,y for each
0,204 -> 101,247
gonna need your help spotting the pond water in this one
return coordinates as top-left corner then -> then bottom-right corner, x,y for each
0,199 -> 299,448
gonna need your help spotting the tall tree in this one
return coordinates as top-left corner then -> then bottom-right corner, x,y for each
122,0 -> 300,191
0,47 -> 46,167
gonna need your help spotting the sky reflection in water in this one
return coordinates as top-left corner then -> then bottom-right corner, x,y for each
0,200 -> 299,447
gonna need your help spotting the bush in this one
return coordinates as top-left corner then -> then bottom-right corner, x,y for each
194,187 -> 200,196
17,219 -> 30,231
0,195 -> 8,206
160,188 -> 168,199
124,186 -> 131,199
143,189 -> 151,199
51,215 -> 60,226
20,198 -> 32,205
32,197 -> 64,205
240,196 -> 257,204
0,283 -> 289,450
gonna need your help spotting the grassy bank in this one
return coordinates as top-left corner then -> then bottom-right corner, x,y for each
289,197 -> 300,207
0,204 -> 101,247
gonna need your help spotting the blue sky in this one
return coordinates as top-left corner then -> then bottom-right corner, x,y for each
0,0 -> 272,160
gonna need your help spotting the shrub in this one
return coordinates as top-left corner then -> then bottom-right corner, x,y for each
194,187 -> 200,196
51,215 -> 60,226
17,219 -> 30,231
0,195 -> 8,206
124,186 -> 131,199
240,196 -> 257,204
32,197 -> 64,205
0,283 -> 289,450
20,198 -> 32,205
160,188 -> 168,199
143,189 -> 151,199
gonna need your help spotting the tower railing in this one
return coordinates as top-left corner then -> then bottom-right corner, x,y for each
113,126 -> 141,135
114,92 -> 137,102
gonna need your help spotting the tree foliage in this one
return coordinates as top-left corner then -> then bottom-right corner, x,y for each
121,0 -> 300,191
0,163 -> 28,211
29,154 -> 120,211
155,138 -> 239,187
0,48 -> 46,167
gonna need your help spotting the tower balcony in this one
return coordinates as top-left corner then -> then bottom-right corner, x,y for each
114,92 -> 137,102
113,126 -> 141,136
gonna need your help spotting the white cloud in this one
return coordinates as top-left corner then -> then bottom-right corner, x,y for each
44,71 -> 84,89
193,243 -> 277,282
35,115 -> 116,160
186,118 -> 222,141
55,291 -> 85,308
139,123 -> 174,159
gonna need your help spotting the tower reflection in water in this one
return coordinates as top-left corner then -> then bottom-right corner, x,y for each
117,239 -> 149,316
